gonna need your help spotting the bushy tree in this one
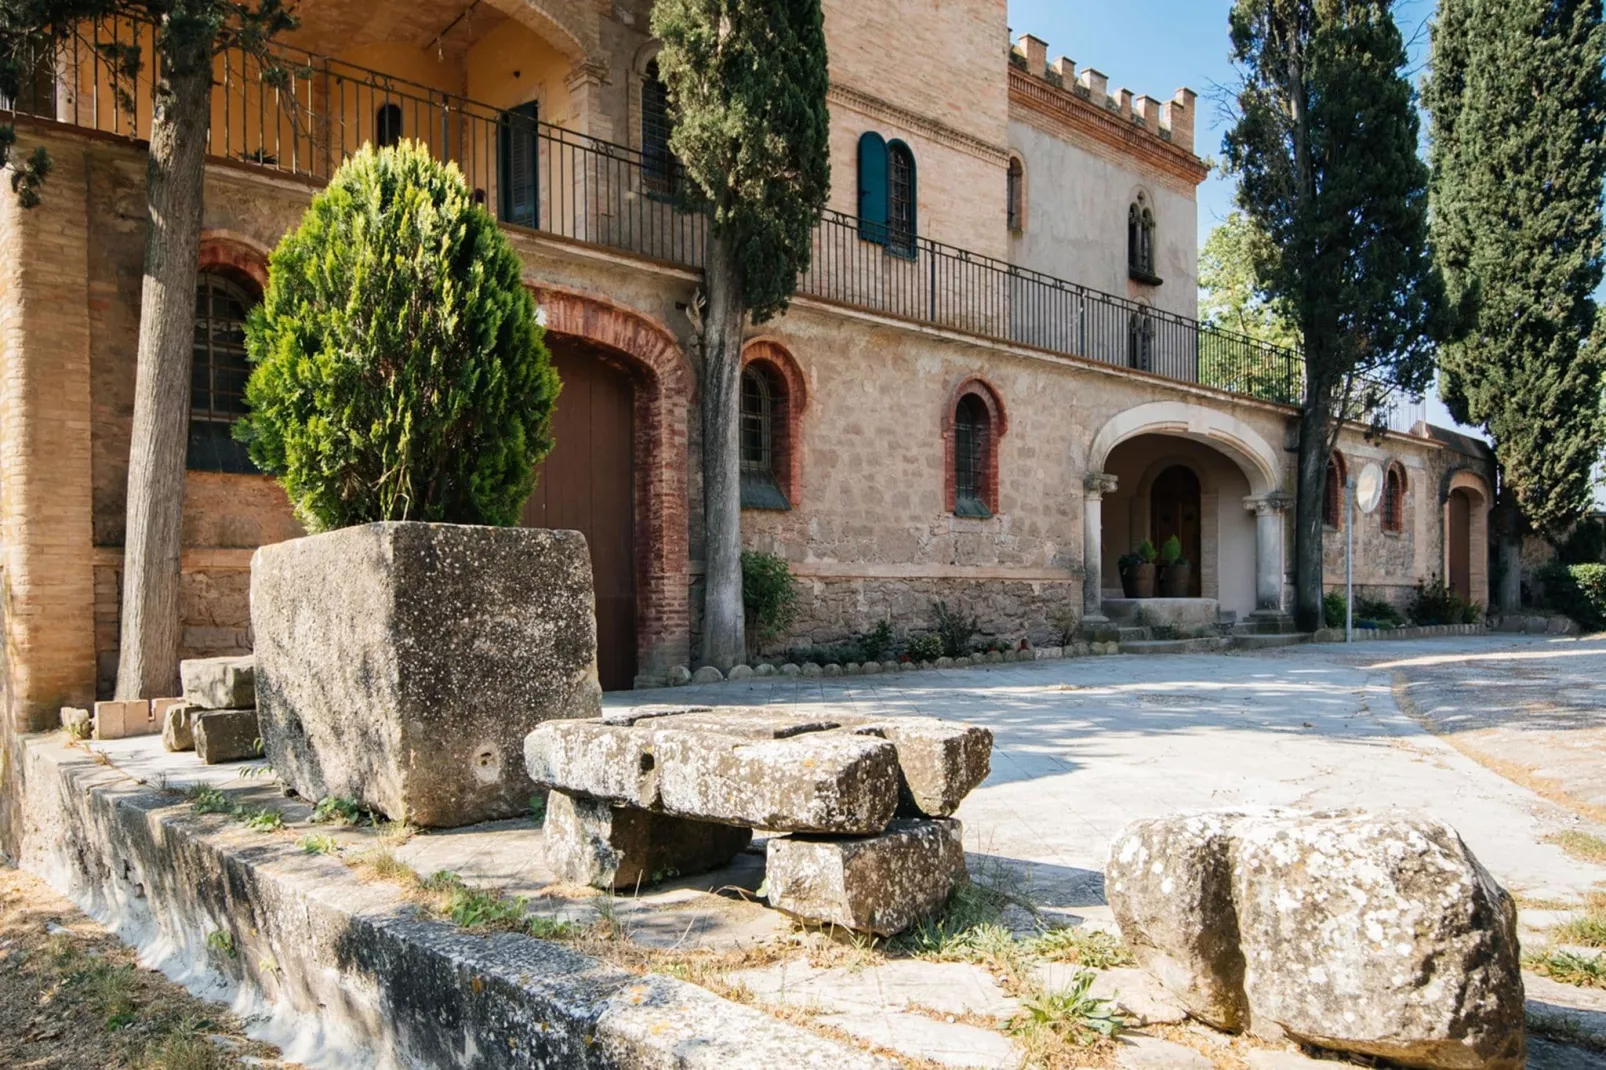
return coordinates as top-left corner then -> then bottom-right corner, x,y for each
1225,0 -> 1445,631
0,0 -> 294,699
651,0 -> 831,669
1425,0 -> 1606,540
241,143 -> 558,531
1199,210 -> 1302,401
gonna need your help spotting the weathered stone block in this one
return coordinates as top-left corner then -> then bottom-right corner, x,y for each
841,717 -> 993,818
765,818 -> 967,935
162,703 -> 198,752
666,665 -> 692,687
754,663 -> 777,677
180,655 -> 256,710
727,664 -> 754,681
1232,812 -> 1524,1068
194,709 -> 261,765
691,666 -> 724,684
779,663 -> 801,677
59,706 -> 91,738
545,790 -> 752,891
524,721 -> 659,808
653,729 -> 899,833
251,523 -> 601,828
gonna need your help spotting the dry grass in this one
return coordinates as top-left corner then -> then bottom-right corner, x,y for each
1525,948 -> 1606,988
1547,830 -> 1606,865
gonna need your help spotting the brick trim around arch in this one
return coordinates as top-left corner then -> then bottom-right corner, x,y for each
942,376 -> 1007,516
530,284 -> 693,680
197,231 -> 270,292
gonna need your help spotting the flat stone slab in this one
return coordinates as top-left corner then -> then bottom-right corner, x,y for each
180,655 -> 256,710
765,818 -> 966,935
655,730 -> 900,834
728,959 -> 1018,1020
834,717 -> 993,817
545,790 -> 751,891
1030,963 -> 1188,1026
814,1011 -> 1018,1069
525,721 -> 660,808
194,709 -> 261,765
1115,1035 -> 1212,1070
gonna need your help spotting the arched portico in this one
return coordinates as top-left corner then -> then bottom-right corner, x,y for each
1083,402 -> 1289,624
1443,469 -> 1491,608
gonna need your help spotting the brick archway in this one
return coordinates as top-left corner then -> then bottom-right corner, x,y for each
529,284 -> 692,680
742,337 -> 807,507
197,230 -> 270,291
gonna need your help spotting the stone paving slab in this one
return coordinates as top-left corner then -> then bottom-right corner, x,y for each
814,1010 -> 1019,1069
729,959 -> 1019,1020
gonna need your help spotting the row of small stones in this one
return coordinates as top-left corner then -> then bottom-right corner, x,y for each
665,642 -> 1120,686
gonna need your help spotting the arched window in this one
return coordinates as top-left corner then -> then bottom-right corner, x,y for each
376,102 -> 403,149
1128,310 -> 1155,372
1324,452 -> 1347,529
740,359 -> 798,510
1006,156 -> 1025,233
1128,194 -> 1157,281
190,271 -> 259,473
1383,464 -> 1406,533
953,394 -> 991,518
642,58 -> 677,196
887,139 -> 917,258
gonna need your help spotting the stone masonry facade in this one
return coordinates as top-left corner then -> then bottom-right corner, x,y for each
0,0 -> 1493,721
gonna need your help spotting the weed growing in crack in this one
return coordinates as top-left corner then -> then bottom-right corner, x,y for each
1546,830 -> 1606,864
311,795 -> 378,826
1525,948 -> 1606,988
1026,926 -> 1135,969
299,834 -> 339,856
1006,970 -> 1125,1050
204,930 -> 237,961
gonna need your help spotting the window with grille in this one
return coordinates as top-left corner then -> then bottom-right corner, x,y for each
642,59 -> 678,197
740,364 -> 790,510
376,102 -> 403,149
1128,311 -> 1155,372
888,141 -> 917,258
1007,157 -> 1024,232
1129,196 -> 1157,281
189,272 -> 258,474
1383,466 -> 1405,532
953,393 -> 991,518
1324,453 -> 1346,528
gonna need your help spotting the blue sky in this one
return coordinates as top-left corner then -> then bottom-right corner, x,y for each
1004,0 -> 1467,432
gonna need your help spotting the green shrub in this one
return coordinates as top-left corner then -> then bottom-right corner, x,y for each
1159,535 -> 1183,566
241,142 -> 559,531
932,600 -> 979,658
1407,575 -> 1483,626
1560,518 -> 1606,566
1136,539 -> 1158,564
1538,563 -> 1606,632
859,619 -> 895,663
741,551 -> 798,649
1323,590 -> 1347,629
907,633 -> 945,663
1356,596 -> 1404,627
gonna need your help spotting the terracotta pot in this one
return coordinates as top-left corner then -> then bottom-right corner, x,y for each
1131,562 -> 1157,599
1161,562 -> 1192,599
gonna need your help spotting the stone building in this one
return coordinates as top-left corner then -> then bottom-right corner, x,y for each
0,0 -> 1491,724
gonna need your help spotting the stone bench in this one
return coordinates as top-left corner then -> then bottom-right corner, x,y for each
524,706 -> 993,935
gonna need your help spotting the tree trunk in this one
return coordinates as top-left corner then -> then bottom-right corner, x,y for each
698,232 -> 747,670
114,23 -> 215,699
1292,384 -> 1330,633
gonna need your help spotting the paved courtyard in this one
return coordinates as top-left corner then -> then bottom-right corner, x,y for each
620,634 -> 1606,922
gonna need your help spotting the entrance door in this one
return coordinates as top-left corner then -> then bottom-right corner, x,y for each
523,343 -> 637,690
1150,465 -> 1203,597
1448,489 -> 1472,600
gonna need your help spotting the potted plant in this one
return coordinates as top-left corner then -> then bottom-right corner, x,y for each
240,143 -> 588,829
1121,540 -> 1159,599
1159,535 -> 1192,598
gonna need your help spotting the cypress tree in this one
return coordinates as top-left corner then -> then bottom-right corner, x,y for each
650,0 -> 831,669
1425,0 -> 1606,541
1225,0 -> 1444,632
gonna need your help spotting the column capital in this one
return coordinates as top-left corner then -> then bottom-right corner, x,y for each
1245,492 -> 1292,517
564,61 -> 611,92
1084,471 -> 1118,499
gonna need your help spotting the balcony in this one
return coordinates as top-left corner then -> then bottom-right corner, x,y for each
1,18 -> 1423,432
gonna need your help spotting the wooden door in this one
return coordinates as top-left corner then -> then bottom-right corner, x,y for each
523,344 -> 637,690
1448,489 -> 1472,600
1150,465 -> 1203,597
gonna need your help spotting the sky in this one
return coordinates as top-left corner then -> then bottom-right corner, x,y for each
1002,0 -> 1469,432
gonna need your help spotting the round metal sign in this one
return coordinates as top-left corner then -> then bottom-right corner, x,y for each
1355,461 -> 1385,515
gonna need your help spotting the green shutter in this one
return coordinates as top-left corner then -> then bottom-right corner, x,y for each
499,101 -> 540,228
858,131 -> 888,244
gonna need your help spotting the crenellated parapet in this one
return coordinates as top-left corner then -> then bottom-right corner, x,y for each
1008,33 -> 1197,155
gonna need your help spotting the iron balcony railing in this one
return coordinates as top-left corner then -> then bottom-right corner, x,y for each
2,18 -> 1424,431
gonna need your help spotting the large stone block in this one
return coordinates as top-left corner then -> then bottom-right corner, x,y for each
1231,812 -> 1524,1069
252,523 -> 601,828
162,703 -> 198,752
1106,810 -> 1525,1069
653,729 -> 899,834
525,721 -> 660,808
180,655 -> 256,710
1105,812 -> 1248,1031
838,717 -> 992,817
194,709 -> 261,765
765,819 -> 967,935
545,790 -> 752,891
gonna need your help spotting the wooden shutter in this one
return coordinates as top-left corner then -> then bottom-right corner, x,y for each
858,131 -> 888,244
499,101 -> 539,228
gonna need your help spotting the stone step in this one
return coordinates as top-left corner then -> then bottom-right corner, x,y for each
1118,637 -> 1229,656
1230,633 -> 1312,651
1117,627 -> 1152,642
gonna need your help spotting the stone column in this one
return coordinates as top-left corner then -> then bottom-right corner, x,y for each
1083,473 -> 1118,624
1245,494 -> 1292,621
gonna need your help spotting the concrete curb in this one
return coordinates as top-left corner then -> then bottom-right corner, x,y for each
12,733 -> 890,1069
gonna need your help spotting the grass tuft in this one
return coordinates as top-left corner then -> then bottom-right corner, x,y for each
1006,970 -> 1125,1052
1025,926 -> 1135,969
1525,948 -> 1606,988
299,833 -> 339,856
1546,830 -> 1606,864
312,795 -> 377,826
